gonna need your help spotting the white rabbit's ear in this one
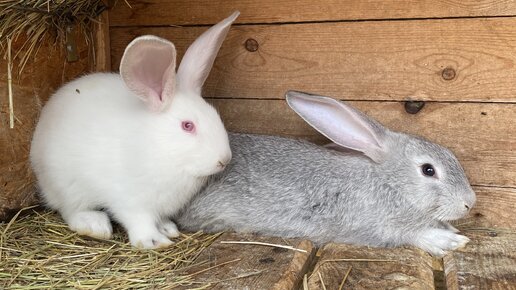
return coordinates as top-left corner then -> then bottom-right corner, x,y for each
120,35 -> 176,112
286,91 -> 388,163
176,11 -> 239,95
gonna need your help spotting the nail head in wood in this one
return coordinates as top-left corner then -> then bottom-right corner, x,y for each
245,38 -> 259,52
441,67 -> 456,81
65,25 -> 79,63
404,101 -> 425,114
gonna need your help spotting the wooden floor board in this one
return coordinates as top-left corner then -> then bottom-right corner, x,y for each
178,232 -> 315,289
444,230 -> 516,290
307,243 -> 435,289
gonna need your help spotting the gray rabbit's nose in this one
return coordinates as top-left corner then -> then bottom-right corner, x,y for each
463,187 -> 476,212
464,201 -> 475,211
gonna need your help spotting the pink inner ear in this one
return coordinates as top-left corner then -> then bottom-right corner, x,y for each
286,91 -> 387,162
120,37 -> 176,111
129,47 -> 173,103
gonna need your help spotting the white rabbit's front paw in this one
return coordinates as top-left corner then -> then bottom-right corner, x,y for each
414,228 -> 470,257
129,228 -> 173,249
158,220 -> 180,238
66,210 -> 113,239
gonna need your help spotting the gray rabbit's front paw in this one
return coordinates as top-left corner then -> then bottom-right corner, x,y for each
414,228 -> 470,257
438,221 -> 460,233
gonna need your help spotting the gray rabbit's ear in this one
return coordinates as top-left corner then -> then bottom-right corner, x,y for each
286,91 -> 388,163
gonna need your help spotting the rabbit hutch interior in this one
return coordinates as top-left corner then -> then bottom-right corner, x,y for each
0,0 -> 515,289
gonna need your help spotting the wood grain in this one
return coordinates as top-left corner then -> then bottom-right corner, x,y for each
307,243 -> 435,289
110,17 -> 516,103
0,34 -> 92,221
94,9 -> 111,72
109,0 -> 516,26
460,186 -> 516,230
444,230 -> 516,290
178,232 -> 315,289
207,98 -> 516,188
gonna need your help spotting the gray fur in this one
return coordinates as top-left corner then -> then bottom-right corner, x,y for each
176,94 -> 476,256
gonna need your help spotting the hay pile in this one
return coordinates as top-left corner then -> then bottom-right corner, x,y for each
0,0 -> 112,128
0,0 -> 107,73
0,207 -> 221,289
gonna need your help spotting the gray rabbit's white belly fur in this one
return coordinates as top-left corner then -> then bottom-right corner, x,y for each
177,133 -> 431,247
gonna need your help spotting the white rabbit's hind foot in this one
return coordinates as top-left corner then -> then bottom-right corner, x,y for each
129,228 -> 173,249
158,220 -> 180,238
414,228 -> 470,257
65,210 -> 113,240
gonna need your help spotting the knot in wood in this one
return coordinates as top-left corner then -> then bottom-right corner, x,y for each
245,38 -> 259,52
404,101 -> 425,114
441,67 -> 456,81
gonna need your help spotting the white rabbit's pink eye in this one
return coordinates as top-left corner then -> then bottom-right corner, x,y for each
181,121 -> 195,133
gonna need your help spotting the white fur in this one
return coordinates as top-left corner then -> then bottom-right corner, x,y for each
30,12 -> 239,249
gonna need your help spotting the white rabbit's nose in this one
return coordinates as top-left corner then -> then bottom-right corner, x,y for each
217,157 -> 231,169
218,154 -> 232,168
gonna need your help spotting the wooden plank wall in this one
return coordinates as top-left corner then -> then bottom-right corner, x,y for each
0,36 -> 91,219
0,15 -> 109,220
109,0 -> 516,229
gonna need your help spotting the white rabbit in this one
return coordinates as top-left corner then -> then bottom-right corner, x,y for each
30,12 -> 239,249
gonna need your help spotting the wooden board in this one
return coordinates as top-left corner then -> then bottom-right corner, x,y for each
111,17 -> 516,103
444,230 -> 516,290
109,0 -> 516,26
207,99 -> 516,188
94,9 -> 111,72
0,35 -> 92,221
178,232 -> 315,289
463,186 -> 516,230
307,243 -> 435,289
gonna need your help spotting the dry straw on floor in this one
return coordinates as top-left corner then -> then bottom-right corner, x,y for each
0,207 -> 222,289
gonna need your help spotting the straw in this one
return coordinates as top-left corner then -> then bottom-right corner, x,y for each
0,208 -> 222,289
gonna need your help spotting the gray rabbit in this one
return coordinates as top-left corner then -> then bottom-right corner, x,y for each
177,91 -> 476,256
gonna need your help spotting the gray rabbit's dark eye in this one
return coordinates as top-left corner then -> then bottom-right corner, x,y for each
421,163 -> 435,177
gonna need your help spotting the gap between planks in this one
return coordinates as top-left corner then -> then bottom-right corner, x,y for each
110,14 -> 516,28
